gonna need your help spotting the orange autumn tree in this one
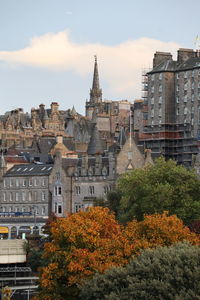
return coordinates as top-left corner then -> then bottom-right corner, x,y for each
37,207 -> 129,300
123,211 -> 200,256
36,208 -> 200,300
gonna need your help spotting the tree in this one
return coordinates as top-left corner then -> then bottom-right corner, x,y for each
189,220 -> 200,235
79,243 -> 200,300
123,212 -> 200,256
114,157 -> 200,224
36,207 -> 129,300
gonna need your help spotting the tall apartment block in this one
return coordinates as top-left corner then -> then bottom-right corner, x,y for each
139,48 -> 200,167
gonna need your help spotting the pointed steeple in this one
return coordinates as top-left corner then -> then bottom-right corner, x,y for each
90,56 -> 102,103
71,106 -> 77,116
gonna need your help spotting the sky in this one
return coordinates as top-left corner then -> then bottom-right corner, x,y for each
0,0 -> 199,115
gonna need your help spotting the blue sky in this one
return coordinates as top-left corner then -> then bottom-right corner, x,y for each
0,0 -> 199,114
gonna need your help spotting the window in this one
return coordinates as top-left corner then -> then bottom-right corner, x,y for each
192,70 -> 195,77
176,108 -> 179,116
42,179 -> 46,186
176,97 -> 179,103
151,86 -> 154,93
151,97 -> 154,105
176,85 -> 179,92
42,207 -> 46,215
159,73 -> 163,80
16,179 -> 19,187
3,180 -> 6,188
184,107 -> 188,115
34,179 -> 38,186
184,95 -> 187,103
192,82 -> 194,90
22,179 -> 26,187
29,178 -> 32,186
192,94 -> 194,102
151,74 -> 155,81
151,109 -> 154,118
42,191 -> 46,201
75,204 -> 82,213
143,112 -> 148,120
89,186 -> 94,195
191,106 -> 194,114
159,96 -> 162,104
58,205 -> 62,214
9,206 -> 12,212
22,192 -> 26,201
3,193 -> 6,201
54,186 -> 62,195
176,73 -> 179,79
159,85 -> 162,92
34,191 -> 37,201
58,187 -> 62,195
104,186 -> 109,194
28,192 -> 32,201
191,118 -> 194,126
10,179 -> 13,187
184,83 -> 187,90
159,108 -> 162,117
16,192 -> 19,201
75,186 -> 81,195
184,71 -> 187,79
10,192 -> 13,201
56,172 -> 60,180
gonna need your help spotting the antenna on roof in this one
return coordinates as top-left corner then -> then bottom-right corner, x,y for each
129,106 -> 132,148
194,35 -> 200,57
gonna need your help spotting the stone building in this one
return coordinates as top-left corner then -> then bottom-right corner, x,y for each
0,164 -> 53,237
139,48 -> 200,166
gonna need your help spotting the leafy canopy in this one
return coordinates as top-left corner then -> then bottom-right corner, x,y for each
35,207 -> 200,300
36,207 -> 128,300
114,157 -> 200,224
80,243 -> 200,300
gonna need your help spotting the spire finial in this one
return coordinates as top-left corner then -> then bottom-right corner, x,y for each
90,55 -> 102,103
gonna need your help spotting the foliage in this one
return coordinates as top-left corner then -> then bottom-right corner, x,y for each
36,207 -> 129,300
27,248 -> 46,273
1,286 -> 12,300
123,211 -> 200,256
189,220 -> 200,235
79,243 -> 200,300
35,207 -> 200,300
114,157 -> 200,224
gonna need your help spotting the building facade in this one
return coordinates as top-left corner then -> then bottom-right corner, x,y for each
139,48 -> 200,166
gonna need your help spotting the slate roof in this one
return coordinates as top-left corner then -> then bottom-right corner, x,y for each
148,60 -> 177,74
4,164 -> 53,177
149,56 -> 200,74
177,57 -> 200,71
61,156 -> 109,169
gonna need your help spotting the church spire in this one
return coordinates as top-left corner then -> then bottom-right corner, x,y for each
90,56 -> 102,103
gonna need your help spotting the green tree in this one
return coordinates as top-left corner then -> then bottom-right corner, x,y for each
113,157 -> 200,224
79,243 -> 200,300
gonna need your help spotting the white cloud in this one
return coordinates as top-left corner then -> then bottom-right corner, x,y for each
0,30 -> 180,99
